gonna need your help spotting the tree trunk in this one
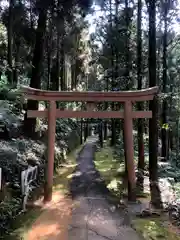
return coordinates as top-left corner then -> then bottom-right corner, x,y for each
54,0 -> 62,91
84,119 -> 88,141
80,119 -> 83,144
161,0 -> 168,161
104,75 -> 109,140
148,0 -> 163,208
124,0 -> 133,199
60,13 -> 65,91
55,37 -> 60,91
13,40 -> 20,86
136,0 -> 144,192
71,64 -> 75,90
109,0 -> 116,146
24,6 -> 48,137
47,47 -> 51,90
104,119 -> 107,140
7,0 -> 14,84
47,13 -> 53,90
60,43 -> 65,91
124,0 -> 130,89
51,30 -> 60,91
114,0 -> 120,144
99,121 -> 103,148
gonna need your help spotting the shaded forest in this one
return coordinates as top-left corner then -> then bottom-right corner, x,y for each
1,0 -> 180,238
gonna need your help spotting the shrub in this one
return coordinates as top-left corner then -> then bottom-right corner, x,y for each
0,197 -> 21,235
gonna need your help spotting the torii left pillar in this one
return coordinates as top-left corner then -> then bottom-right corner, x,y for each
44,101 -> 56,202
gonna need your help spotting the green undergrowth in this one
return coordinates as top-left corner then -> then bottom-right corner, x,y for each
53,144 -> 82,194
94,143 -> 125,198
3,207 -> 44,240
174,182 -> 180,199
3,145 -> 81,240
133,218 -> 180,240
95,143 -> 180,240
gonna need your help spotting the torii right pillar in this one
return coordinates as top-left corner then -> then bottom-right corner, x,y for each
124,101 -> 136,202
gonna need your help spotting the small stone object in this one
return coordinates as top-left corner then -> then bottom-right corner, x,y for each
110,205 -> 116,212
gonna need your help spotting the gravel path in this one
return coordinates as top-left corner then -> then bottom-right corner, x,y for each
69,137 -> 141,240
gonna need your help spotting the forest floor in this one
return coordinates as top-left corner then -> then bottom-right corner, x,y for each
94,142 -> 180,240
4,145 -> 80,240
8,137 -> 180,240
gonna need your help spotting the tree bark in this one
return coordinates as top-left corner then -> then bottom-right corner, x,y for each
60,12 -> 65,91
109,0 -> 116,146
136,0 -> 144,192
161,0 -> 168,161
104,77 -> 109,140
13,40 -> 20,86
7,0 -> 14,84
84,119 -> 88,141
47,12 -> 53,90
80,118 -> 83,144
54,0 -> 62,91
148,0 -> 163,208
99,121 -> 103,148
123,0 -> 133,199
125,0 -> 130,89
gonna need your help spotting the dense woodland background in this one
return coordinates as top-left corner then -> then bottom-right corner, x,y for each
1,0 -> 180,237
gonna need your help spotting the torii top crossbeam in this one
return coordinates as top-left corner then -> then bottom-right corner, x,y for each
21,86 -> 158,102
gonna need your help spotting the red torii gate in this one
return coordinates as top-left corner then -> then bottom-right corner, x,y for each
22,86 -> 158,202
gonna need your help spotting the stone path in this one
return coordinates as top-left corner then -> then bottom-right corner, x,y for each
68,137 -> 141,240
27,137 -> 142,240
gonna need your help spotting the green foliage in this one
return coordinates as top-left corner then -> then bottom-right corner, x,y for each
0,78 -> 18,100
162,123 -> 169,130
95,143 -> 125,197
0,117 -> 81,237
133,218 -> 180,240
56,118 -> 81,151
0,197 -> 21,235
0,75 -> 7,87
0,78 -> 24,114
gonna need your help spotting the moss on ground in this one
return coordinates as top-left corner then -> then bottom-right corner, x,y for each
94,144 -> 124,197
53,145 -> 81,194
3,145 -> 81,240
95,143 -> 180,240
133,218 -> 180,240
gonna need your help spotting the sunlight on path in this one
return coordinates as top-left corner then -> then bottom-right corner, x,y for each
27,137 -> 140,240
27,192 -> 73,240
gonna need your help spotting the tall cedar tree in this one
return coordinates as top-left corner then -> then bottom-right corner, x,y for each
161,0 -> 168,160
148,0 -> 163,208
7,0 -> 14,84
137,0 -> 145,192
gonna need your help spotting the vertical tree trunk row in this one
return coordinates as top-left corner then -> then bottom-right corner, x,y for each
148,0 -> 162,208
137,0 -> 144,192
161,0 -> 168,161
7,0 -> 14,84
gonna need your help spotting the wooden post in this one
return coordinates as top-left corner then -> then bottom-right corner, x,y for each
124,101 -> 136,201
44,100 -> 56,202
